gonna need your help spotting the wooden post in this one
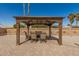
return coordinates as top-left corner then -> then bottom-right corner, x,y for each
49,24 -> 52,39
27,25 -> 30,37
58,21 -> 62,45
16,20 -> 20,45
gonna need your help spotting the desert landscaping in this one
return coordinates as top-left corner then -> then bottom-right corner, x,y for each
0,28 -> 79,56
0,3 -> 79,56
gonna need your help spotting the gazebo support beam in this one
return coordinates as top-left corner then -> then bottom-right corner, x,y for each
16,20 -> 20,45
27,25 -> 30,37
58,21 -> 62,45
49,24 -> 52,39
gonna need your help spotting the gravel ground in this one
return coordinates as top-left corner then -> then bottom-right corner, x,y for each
0,35 -> 79,56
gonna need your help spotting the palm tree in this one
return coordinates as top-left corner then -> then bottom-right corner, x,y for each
23,3 -> 30,16
74,13 -> 79,46
75,13 -> 79,27
23,3 -> 26,16
75,13 -> 79,32
22,3 -> 30,24
68,13 -> 79,32
68,13 -> 75,32
28,3 -> 30,16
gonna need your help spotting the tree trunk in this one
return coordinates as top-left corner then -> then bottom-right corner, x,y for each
28,3 -> 30,16
69,19 -> 72,35
76,20 -> 78,33
23,3 -> 26,16
70,23 -> 72,32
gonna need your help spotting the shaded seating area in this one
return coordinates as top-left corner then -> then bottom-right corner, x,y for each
40,32 -> 47,42
30,32 -> 37,42
24,31 -> 47,43
14,16 -> 64,45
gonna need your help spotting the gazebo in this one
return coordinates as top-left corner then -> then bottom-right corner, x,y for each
14,16 -> 64,45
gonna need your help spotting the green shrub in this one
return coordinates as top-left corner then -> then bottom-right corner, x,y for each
13,22 -> 26,28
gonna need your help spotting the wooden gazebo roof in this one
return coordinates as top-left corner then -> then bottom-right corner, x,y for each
14,16 -> 64,45
14,16 -> 64,25
14,16 -> 64,20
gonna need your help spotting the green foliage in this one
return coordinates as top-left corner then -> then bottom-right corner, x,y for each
13,24 -> 16,28
13,22 -> 26,28
69,13 -> 75,16
68,13 -> 79,28
76,13 -> 79,15
68,13 -> 75,24
32,25 -> 48,28
75,13 -> 79,21
70,19 -> 74,24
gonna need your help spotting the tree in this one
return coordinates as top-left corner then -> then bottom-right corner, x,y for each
13,22 -> 26,28
68,13 -> 75,25
68,13 -> 75,32
68,13 -> 79,32
75,13 -> 79,32
75,13 -> 79,27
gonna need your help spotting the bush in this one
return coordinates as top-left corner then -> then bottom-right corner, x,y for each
13,22 -> 26,28
32,25 -> 48,28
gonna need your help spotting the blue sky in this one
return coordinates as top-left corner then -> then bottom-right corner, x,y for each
0,3 -> 79,27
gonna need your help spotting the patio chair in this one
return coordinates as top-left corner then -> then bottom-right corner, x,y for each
40,33 -> 47,42
35,31 -> 42,41
31,32 -> 37,42
24,31 -> 31,41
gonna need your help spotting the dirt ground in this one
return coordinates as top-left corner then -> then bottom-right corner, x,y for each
0,35 -> 79,56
